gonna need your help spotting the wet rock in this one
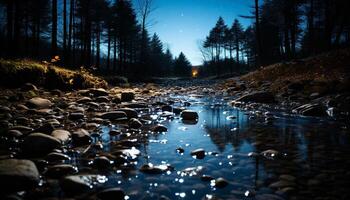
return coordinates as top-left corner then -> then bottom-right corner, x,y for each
27,97 -> 53,109
21,83 -> 38,91
6,130 -> 23,138
255,194 -> 285,200
161,105 -> 173,112
152,124 -> 168,132
129,118 -> 143,129
51,89 -> 63,96
77,97 -> 92,104
117,108 -> 138,119
46,152 -> 71,162
234,91 -> 275,104
51,129 -> 71,144
191,148 -> 206,159
44,164 -> 78,179
180,110 -> 199,121
100,111 -> 127,120
22,133 -> 62,156
60,175 -> 107,195
33,123 -> 55,134
140,163 -> 172,174
93,156 -> 111,170
201,175 -> 214,181
293,103 -> 327,117
260,149 -> 280,160
68,112 -> 85,120
269,180 -> 296,189
123,102 -> 147,108
0,159 -> 40,193
121,92 -> 135,102
176,147 -> 185,154
96,96 -> 110,103
97,187 -> 125,200
213,177 -> 229,188
89,88 -> 109,97
72,129 -> 91,146
173,107 -> 185,115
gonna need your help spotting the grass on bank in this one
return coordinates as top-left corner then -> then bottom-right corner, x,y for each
0,59 -> 108,90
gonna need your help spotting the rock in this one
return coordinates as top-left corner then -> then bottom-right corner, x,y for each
44,164 -> 78,179
77,97 -> 92,104
180,110 -> 199,121
191,148 -> 205,159
161,105 -> 172,112
51,130 -> 71,144
234,91 -> 275,104
256,194 -> 285,200
96,96 -> 110,103
93,156 -> 111,170
129,118 -> 143,129
46,152 -> 71,162
293,103 -> 327,117
27,97 -> 53,109
0,159 -> 40,192
176,147 -> 185,154
51,89 -> 63,96
201,175 -> 214,182
140,163 -> 172,174
68,112 -> 85,120
33,123 -> 55,134
100,111 -> 127,120
152,124 -> 168,132
121,92 -> 135,102
60,175 -> 107,195
269,180 -> 296,189
21,83 -> 38,91
173,107 -> 185,115
122,102 -> 147,108
6,130 -> 23,138
97,188 -> 125,200
22,133 -> 62,156
89,88 -> 109,97
260,149 -> 279,160
213,177 -> 229,188
117,108 -> 138,119
72,129 -> 91,146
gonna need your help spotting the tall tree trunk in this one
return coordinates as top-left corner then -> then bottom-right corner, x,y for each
63,0 -> 67,64
107,26 -> 111,71
255,0 -> 263,67
113,34 -> 117,72
13,0 -> 21,55
96,26 -> 100,69
68,0 -> 74,66
52,0 -> 57,56
7,0 -> 14,57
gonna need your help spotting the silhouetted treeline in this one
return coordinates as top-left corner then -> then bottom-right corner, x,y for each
200,0 -> 350,77
0,0 -> 192,78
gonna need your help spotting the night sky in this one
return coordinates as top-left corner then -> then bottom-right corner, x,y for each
132,0 -> 253,65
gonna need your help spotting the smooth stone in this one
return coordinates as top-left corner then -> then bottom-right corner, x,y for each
93,156 -> 111,170
72,129 -> 91,146
22,133 -> 62,156
122,102 -> 147,108
255,194 -> 285,200
191,148 -> 206,159
46,152 -> 71,162
173,107 -> 185,115
96,96 -> 110,103
234,91 -> 275,104
97,188 -> 125,200
33,123 -> 55,134
77,97 -> 92,103
180,110 -> 199,120
121,92 -> 135,102
89,88 -> 109,97
27,97 -> 53,109
201,175 -> 214,181
6,130 -> 23,138
0,159 -> 40,192
269,180 -> 296,189
51,129 -> 71,144
214,177 -> 229,188
161,105 -> 172,112
21,83 -> 38,91
60,175 -> 107,195
176,147 -> 185,154
44,164 -> 78,179
152,124 -> 167,132
68,113 -> 85,120
100,111 -> 127,120
117,108 -> 138,119
140,164 -> 172,174
129,118 -> 143,129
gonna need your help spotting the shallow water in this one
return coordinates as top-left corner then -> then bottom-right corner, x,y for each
88,95 -> 350,200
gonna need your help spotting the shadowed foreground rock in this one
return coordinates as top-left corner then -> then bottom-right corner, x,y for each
0,159 -> 40,193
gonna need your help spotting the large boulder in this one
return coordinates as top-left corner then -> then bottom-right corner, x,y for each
234,91 -> 275,104
0,159 -> 40,193
21,133 -> 62,156
180,110 -> 199,121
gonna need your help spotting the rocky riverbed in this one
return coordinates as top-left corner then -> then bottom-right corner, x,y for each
0,81 -> 350,200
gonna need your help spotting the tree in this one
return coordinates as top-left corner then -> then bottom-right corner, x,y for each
174,52 -> 191,77
52,0 -> 57,56
231,19 -> 244,67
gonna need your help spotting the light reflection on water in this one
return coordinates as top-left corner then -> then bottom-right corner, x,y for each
97,96 -> 350,200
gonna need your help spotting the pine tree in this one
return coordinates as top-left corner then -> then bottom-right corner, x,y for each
174,52 -> 191,77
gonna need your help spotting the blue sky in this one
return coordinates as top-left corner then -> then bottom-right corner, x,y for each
132,0 -> 253,65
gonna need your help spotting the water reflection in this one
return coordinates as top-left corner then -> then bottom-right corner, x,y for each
90,96 -> 350,200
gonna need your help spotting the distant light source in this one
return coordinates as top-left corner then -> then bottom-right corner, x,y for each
192,68 -> 198,78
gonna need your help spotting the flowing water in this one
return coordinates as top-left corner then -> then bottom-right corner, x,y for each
84,95 -> 350,200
